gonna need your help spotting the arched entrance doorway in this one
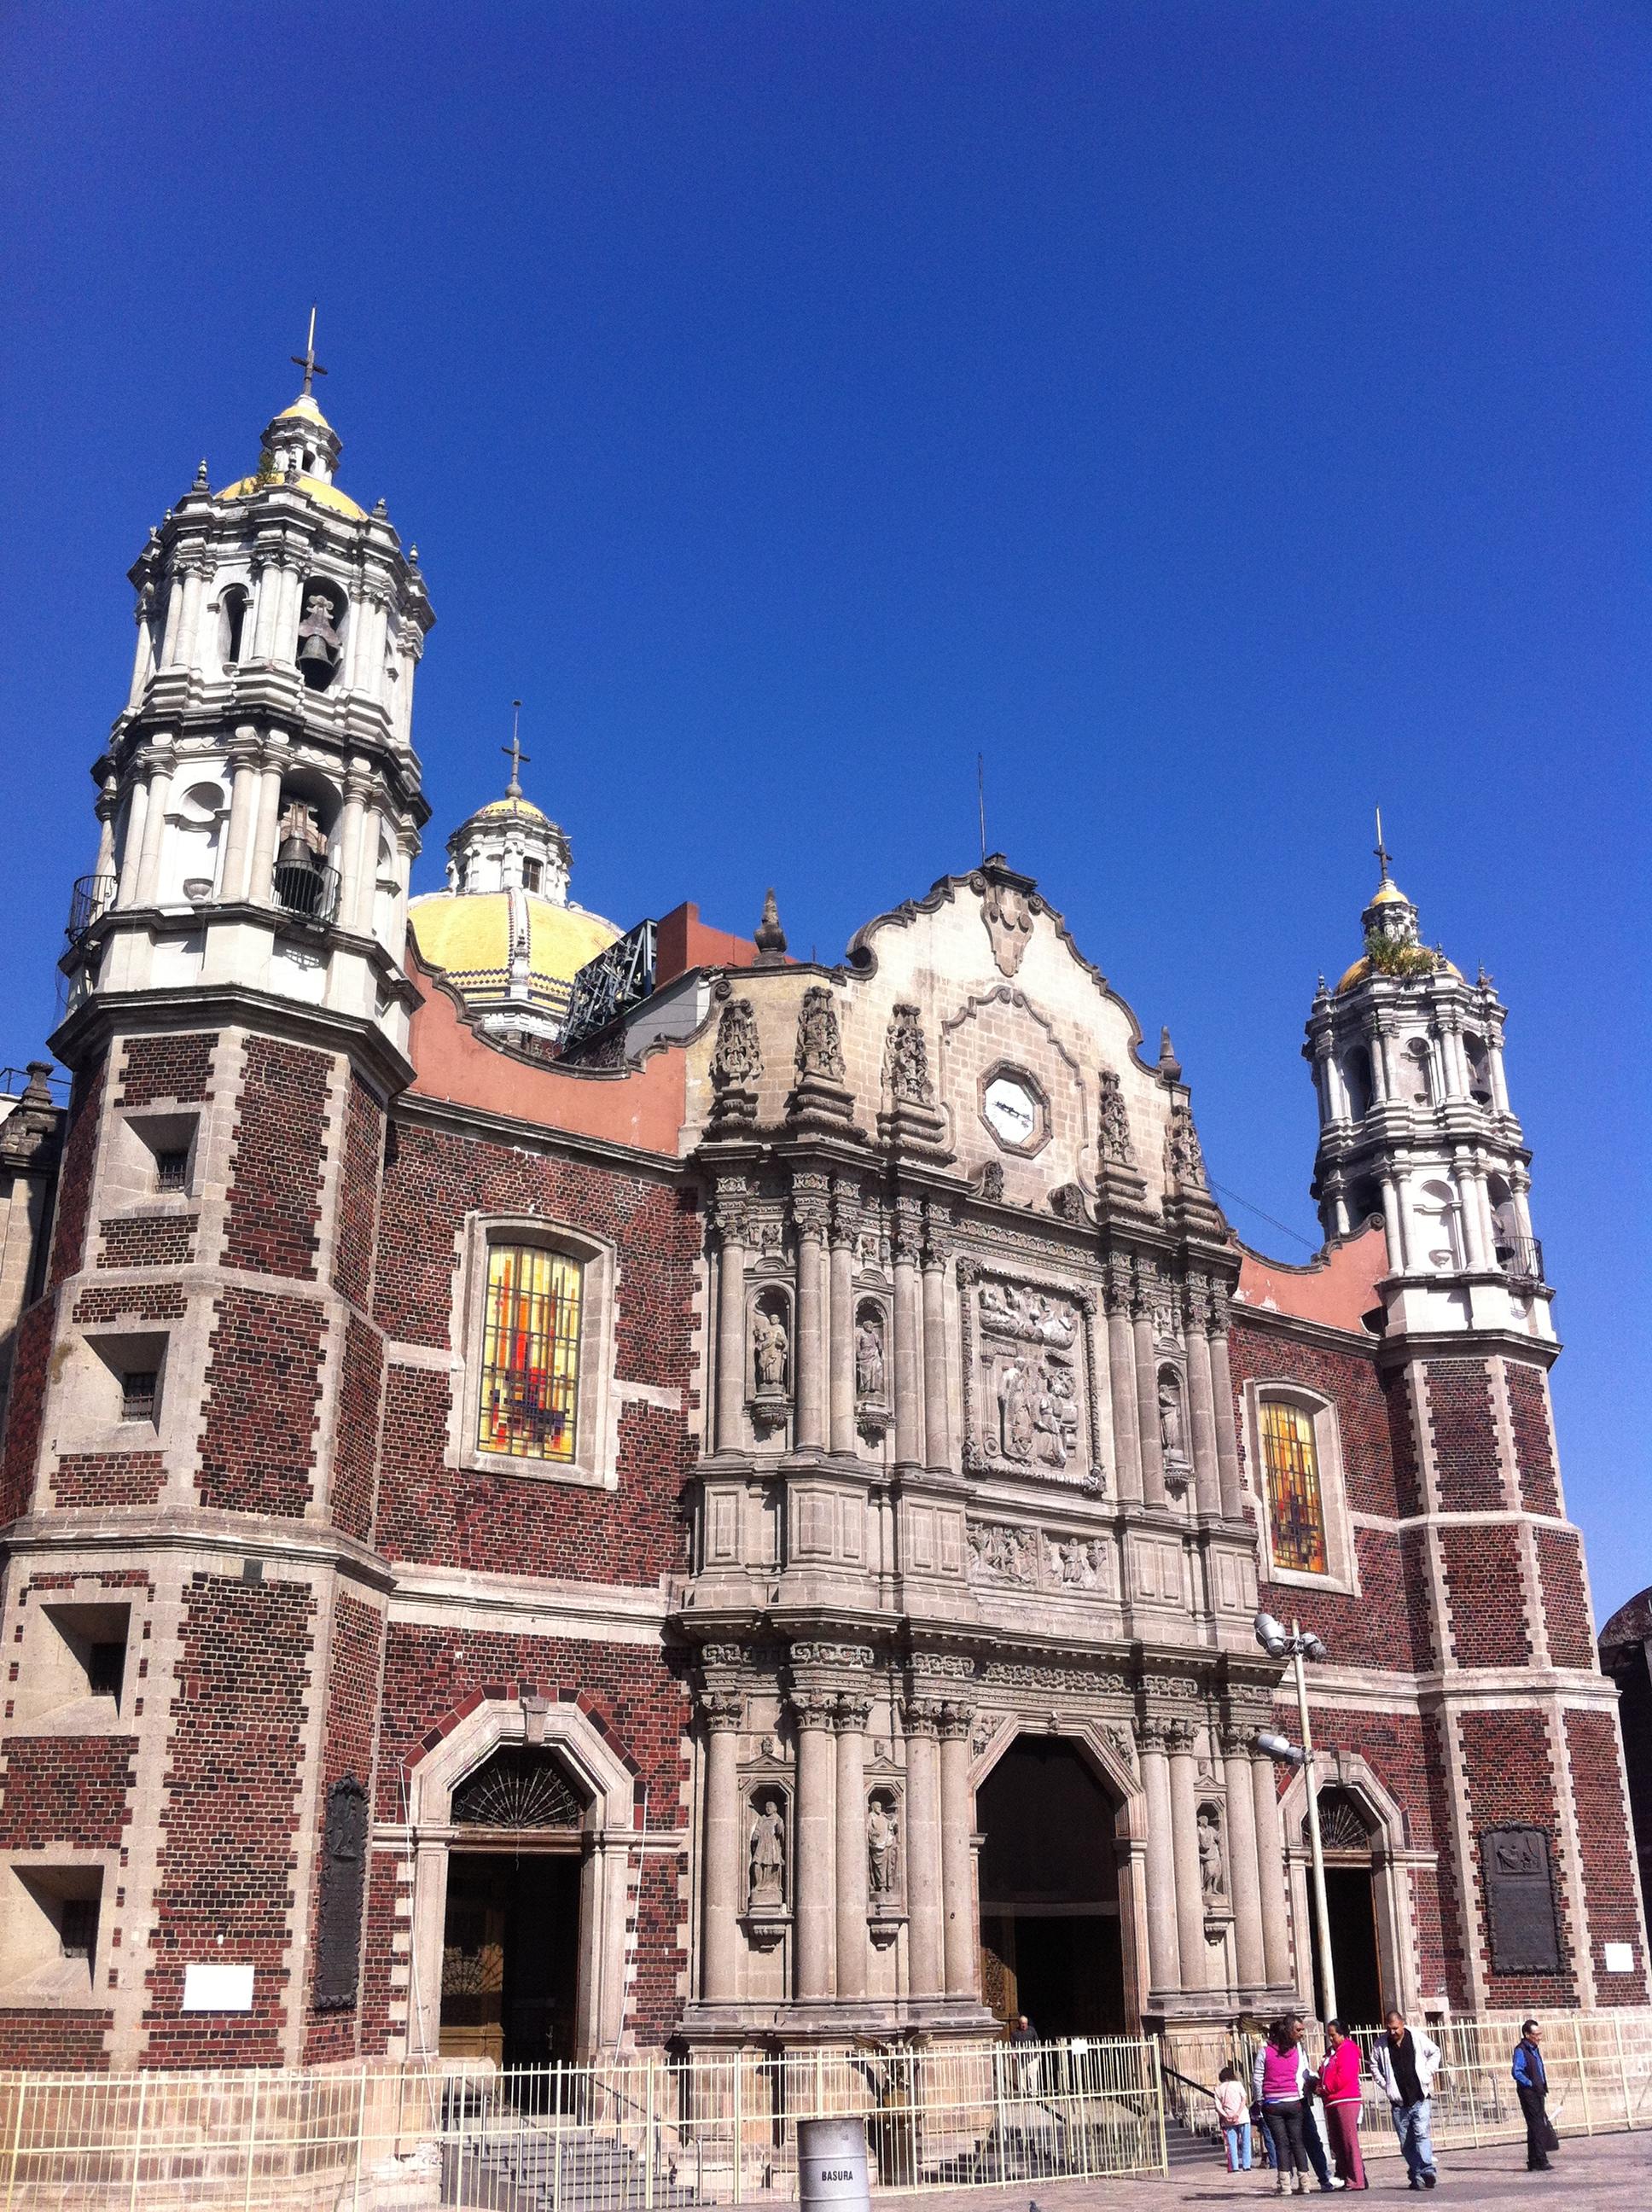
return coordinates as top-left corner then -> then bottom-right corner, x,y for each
1306,1788 -> 1383,2027
976,1737 -> 1126,2037
439,1745 -> 588,2068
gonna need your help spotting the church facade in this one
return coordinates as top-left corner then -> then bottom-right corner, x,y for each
0,368 -> 1642,2072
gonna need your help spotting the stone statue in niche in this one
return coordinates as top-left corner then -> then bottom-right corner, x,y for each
882,1004 -> 933,1103
1099,1072 -> 1133,1166
1158,1374 -> 1185,1458
1198,1808 -> 1227,1902
1164,1102 -> 1207,1189
794,986 -> 846,1084
712,998 -> 762,1089
867,1796 -> 900,1899
296,591 -> 343,681
748,1794 -> 786,1909
855,1310 -> 886,1403
753,1307 -> 788,1395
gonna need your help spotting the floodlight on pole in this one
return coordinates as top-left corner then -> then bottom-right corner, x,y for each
1253,1609 -> 1338,2022
1255,1731 -> 1306,1767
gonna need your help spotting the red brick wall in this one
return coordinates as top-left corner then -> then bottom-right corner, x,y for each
118,1033 -> 217,1108
0,2009 -> 112,2068
1507,1363 -> 1560,1516
0,1295 -> 54,1522
73,1283 -> 188,1327
224,1037 -> 330,1280
1564,1708 -> 1649,2001
97,1213 -> 198,1268
330,1316 -> 384,1542
1537,1530 -> 1596,1669
0,1736 -> 137,1848
1440,1524 -> 1532,1667
46,1057 -> 107,1289
1457,1708 -> 1578,2008
302,1593 -> 385,2062
1257,1525 -> 1434,1674
1425,1359 -> 1503,1509
51,1452 -> 166,1508
195,1289 -> 324,1517
358,1850 -> 401,2055
1226,1317 -> 1410,1518
332,1074 -> 384,1310
148,1574 -> 316,2065
1421,1709 -> 1470,2004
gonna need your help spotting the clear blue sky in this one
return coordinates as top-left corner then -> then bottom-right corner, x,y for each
3,3 -> 1647,1615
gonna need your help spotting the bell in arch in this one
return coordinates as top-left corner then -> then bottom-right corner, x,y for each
296,587 -> 343,686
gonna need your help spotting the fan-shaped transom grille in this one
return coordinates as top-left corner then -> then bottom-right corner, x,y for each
1306,1788 -> 1373,1854
450,1746 -> 588,1830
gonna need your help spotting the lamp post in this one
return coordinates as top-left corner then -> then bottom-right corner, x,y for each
1254,1610 -> 1336,2023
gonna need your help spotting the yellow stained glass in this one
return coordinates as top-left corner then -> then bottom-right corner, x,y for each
1261,1399 -> 1328,1575
479,1245 -> 582,1463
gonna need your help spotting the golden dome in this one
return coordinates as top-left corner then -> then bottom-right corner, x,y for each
275,393 -> 334,430
410,891 -> 620,1016
1368,879 -> 1411,906
217,474 -> 366,521
468,795 -> 552,826
1335,950 -> 1464,995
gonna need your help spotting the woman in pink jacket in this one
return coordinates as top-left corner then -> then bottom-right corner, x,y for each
1319,2022 -> 1368,2189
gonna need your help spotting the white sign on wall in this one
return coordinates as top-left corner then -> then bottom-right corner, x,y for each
181,1962 -> 255,2012
1603,1942 -> 1635,1974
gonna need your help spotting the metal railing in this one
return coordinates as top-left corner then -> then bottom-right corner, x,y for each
0,2036 -> 1165,2209
1493,1231 -> 1545,1286
65,874 -> 118,944
271,857 -> 341,926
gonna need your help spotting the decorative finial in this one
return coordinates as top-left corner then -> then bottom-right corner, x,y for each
753,888 -> 788,966
372,496 -> 387,517
1157,1026 -> 1182,1084
1374,804 -> 1393,887
290,304 -> 328,398
502,701 -> 529,800
194,458 -> 209,490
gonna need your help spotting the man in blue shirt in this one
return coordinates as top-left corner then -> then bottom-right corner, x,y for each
1511,2019 -> 1553,2173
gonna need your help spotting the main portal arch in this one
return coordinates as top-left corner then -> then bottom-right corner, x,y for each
975,1735 -> 1129,2037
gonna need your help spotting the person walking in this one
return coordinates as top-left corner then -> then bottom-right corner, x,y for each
1214,2064 -> 1253,2173
1319,2022 -> 1368,2189
1253,2017 -> 1314,2195
1369,2010 -> 1441,2190
1288,2017 -> 1343,2192
1512,2019 -> 1556,2173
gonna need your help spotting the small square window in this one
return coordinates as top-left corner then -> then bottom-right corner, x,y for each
121,1371 -> 158,1422
522,860 -> 543,894
59,1897 -> 98,1960
154,1149 -> 189,1192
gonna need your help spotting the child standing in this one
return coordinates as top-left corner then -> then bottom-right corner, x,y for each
1214,2064 -> 1254,2173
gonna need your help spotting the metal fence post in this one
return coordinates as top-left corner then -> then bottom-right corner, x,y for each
3,2074 -> 28,2212
645,2056 -> 655,2212
127,2073 -> 148,2212
242,2070 -> 260,2212
1573,2017 -> 1592,2139
352,2064 -> 368,2211
731,2051 -> 743,2209
1150,2037 -> 1167,2177
1614,2013 -> 1632,2131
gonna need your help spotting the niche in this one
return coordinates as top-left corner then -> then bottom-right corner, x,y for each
157,780 -> 227,905
1465,1032 -> 1493,1104
1416,1179 -> 1463,1271
218,585 -> 250,666
1341,1045 -> 1373,1121
1157,1365 -> 1191,1494
748,1288 -> 792,1407
1405,1038 -> 1435,1107
744,1785 -> 790,1930
273,771 -> 342,923
295,577 -> 346,690
854,1298 -> 890,1436
866,1785 -> 904,1920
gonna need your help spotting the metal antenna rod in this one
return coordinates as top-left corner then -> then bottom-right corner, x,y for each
978,754 -> 987,865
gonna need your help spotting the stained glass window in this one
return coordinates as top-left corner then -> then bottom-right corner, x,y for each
1260,1398 -> 1328,1575
479,1244 -> 582,1462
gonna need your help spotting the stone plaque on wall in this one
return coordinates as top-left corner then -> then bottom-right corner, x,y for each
957,1261 -> 1102,1489
1483,1825 -> 1562,1976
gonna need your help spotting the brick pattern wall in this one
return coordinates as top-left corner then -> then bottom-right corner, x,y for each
1257,1526 -> 1434,1674
358,1851 -> 401,2056
51,1452 -> 166,1508
118,1033 -> 217,1108
1507,1363 -> 1561,1516
1421,1709 -> 1470,2005
332,1074 -> 384,1310
1379,1368 -> 1425,1517
224,1037 -> 331,1280
1425,1359 -> 1504,1510
1564,1708 -> 1649,2002
1225,1320 -> 1411,1517
73,1283 -> 187,1327
46,1057 -> 107,1289
330,1317 -> 384,1542
0,2010 -> 112,2068
1457,1708 -> 1579,2009
302,1594 -> 385,2063
1440,1524 -> 1532,1667
1536,1530 -> 1596,1670
0,1736 -> 137,1848
97,1213 -> 198,1269
196,1289 -> 325,1518
0,1295 -> 54,1522
148,1575 -> 316,2064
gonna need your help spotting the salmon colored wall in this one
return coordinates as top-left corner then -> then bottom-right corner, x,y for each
654,901 -> 759,983
1234,1219 -> 1388,1333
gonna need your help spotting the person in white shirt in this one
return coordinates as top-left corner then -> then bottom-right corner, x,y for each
1367,2010 -> 1442,2189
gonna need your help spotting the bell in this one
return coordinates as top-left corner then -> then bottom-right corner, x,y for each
276,832 -> 318,874
297,632 -> 332,667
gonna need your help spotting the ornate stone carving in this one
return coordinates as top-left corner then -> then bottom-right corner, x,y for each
1046,1534 -> 1108,1592
1050,1183 -> 1089,1223
934,1700 -> 976,1739
968,1521 -> 1039,1587
700,1690 -> 746,1732
1164,1101 -> 1207,1189
712,997 -> 763,1089
835,1694 -> 873,1733
883,1004 -> 934,1103
788,1643 -> 875,1668
982,1662 -> 1130,1692
1098,1072 -> 1133,1166
910,1651 -> 978,1679
854,1306 -> 887,1405
1102,1724 -> 1138,1777
1165,1717 -> 1200,1753
790,1169 -> 832,1241
747,1791 -> 787,1907
753,888 -> 788,966
751,1290 -> 791,1408
975,1160 -> 1005,1203
1138,1714 -> 1175,1753
313,1775 -> 369,2011
1198,1805 -> 1227,1901
962,1270 -> 1101,1485
795,986 -> 846,1082
902,1698 -> 943,1738
892,1196 -> 925,1266
979,875 -> 1035,977
788,1689 -> 841,1731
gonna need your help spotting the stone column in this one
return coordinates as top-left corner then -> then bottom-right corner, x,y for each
1132,1265 -> 1166,1507
1183,1278 -> 1222,1517
250,556 -> 284,661
701,1691 -> 744,2003
276,563 -> 304,665
793,1691 -> 836,2000
1379,1173 -> 1411,1272
336,775 -> 367,934
1139,1720 -> 1181,1996
177,562 -> 211,669
132,756 -> 175,904
159,568 -> 189,667
713,1182 -> 749,1455
91,778 -> 119,884
1370,1019 -> 1394,1104
921,1211 -> 951,1471
218,733 -> 262,904
1221,1724 -> 1265,1992
128,592 -> 157,709
1207,1299 -> 1245,1520
1167,1720 -> 1208,1991
1251,1748 -> 1292,1989
115,778 -> 149,905
1453,1155 -> 1491,1270
791,1173 -> 830,1453
834,1696 -> 870,2000
904,1701 -> 945,1998
249,744 -> 287,907
937,1703 -> 977,1999
828,1190 -> 856,1458
1104,1258 -> 1143,1503
892,1197 -> 923,1468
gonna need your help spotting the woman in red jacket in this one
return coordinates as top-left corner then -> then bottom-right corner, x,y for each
1320,2021 -> 1368,2188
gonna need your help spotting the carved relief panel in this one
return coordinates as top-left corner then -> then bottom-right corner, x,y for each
958,1260 -> 1102,1490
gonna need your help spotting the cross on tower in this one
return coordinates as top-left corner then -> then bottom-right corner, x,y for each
503,701 -> 530,798
1373,805 -> 1393,885
290,305 -> 328,397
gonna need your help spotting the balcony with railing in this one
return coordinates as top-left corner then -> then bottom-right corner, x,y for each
1493,1230 -> 1545,1287
64,874 -> 118,946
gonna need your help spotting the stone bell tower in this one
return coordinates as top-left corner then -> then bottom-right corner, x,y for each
0,338 -> 432,2067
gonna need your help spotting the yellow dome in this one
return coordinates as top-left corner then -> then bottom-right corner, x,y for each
275,393 -> 334,431
1335,951 -> 1464,995
410,891 -> 620,1016
468,795 -> 552,826
1368,880 -> 1411,906
218,474 -> 366,521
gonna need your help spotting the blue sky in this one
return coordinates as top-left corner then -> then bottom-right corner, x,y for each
3,3 -> 1647,1614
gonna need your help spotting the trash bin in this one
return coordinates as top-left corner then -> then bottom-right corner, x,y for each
798,2116 -> 871,2212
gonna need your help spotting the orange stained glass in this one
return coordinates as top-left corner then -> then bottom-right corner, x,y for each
479,1245 -> 582,1463
1260,1399 -> 1328,1574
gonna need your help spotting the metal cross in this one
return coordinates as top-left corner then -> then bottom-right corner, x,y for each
503,700 -> 530,796
1373,804 -> 1393,884
291,305 -> 328,396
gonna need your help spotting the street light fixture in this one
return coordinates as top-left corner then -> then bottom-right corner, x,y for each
1254,1610 -> 1337,2022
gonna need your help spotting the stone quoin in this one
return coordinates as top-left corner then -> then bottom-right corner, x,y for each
0,355 -> 1642,2071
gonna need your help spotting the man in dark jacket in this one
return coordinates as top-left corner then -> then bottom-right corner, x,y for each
1512,2020 -> 1553,2172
